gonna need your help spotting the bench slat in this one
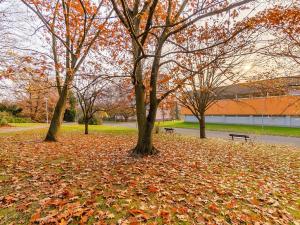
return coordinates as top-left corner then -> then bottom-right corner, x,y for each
229,134 -> 249,138
229,133 -> 250,142
164,128 -> 174,133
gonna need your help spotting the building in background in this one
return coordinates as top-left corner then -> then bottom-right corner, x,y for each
181,76 -> 300,127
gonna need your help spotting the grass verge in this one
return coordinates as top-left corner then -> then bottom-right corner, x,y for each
158,120 -> 300,137
0,124 -> 136,138
8,123 -> 46,127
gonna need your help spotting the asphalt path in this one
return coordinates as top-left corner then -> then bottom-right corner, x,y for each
0,125 -> 48,133
107,122 -> 300,148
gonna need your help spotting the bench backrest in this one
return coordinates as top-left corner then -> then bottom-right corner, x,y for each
229,134 -> 249,138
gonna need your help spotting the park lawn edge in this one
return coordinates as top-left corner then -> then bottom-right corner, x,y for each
157,120 -> 300,137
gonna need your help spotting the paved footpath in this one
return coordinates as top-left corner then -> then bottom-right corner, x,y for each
107,122 -> 300,148
0,125 -> 49,134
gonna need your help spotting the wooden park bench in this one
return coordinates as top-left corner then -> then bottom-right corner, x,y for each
229,133 -> 250,142
164,128 -> 175,134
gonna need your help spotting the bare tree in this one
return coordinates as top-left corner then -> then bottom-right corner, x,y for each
75,73 -> 110,135
178,20 -> 261,138
178,58 -> 242,138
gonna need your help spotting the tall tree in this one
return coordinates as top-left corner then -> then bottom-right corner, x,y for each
21,0 -> 112,141
110,0 -> 255,156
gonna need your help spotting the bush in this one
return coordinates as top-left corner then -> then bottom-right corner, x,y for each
9,117 -> 32,123
0,111 -> 32,123
64,109 -> 76,122
0,117 -> 8,126
0,111 -> 11,119
0,103 -> 22,116
78,116 -> 102,125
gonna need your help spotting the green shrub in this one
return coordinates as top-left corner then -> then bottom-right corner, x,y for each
0,103 -> 22,116
78,116 -> 102,125
64,109 -> 76,122
0,111 -> 11,118
0,111 -> 32,123
0,117 -> 8,126
9,117 -> 32,123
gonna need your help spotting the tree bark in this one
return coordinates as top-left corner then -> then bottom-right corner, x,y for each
131,48 -> 162,156
131,62 -> 159,156
45,85 -> 69,141
84,119 -> 89,135
130,31 -> 163,156
199,111 -> 206,139
132,104 -> 158,156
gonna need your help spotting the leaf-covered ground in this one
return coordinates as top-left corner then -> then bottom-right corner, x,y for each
0,130 -> 299,224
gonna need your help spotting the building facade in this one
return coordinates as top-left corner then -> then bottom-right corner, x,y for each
181,77 -> 300,127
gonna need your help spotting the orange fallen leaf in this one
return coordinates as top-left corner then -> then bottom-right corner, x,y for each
226,199 -> 237,209
30,210 -> 41,223
80,215 -> 89,224
59,219 -> 67,225
250,197 -> 260,206
4,196 -> 16,204
208,203 -> 219,213
129,209 -> 150,220
129,209 -> 145,215
176,206 -> 188,214
159,210 -> 170,219
147,185 -> 159,193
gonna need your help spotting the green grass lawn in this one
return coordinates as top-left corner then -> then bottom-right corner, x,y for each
0,123 -> 136,136
8,123 -> 46,127
60,124 -> 136,134
158,120 -> 300,137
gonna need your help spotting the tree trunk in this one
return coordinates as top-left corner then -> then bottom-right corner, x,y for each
131,64 -> 159,156
84,119 -> 89,135
132,62 -> 160,156
199,112 -> 206,139
132,105 -> 158,156
45,85 -> 69,141
175,102 -> 180,120
130,37 -> 161,156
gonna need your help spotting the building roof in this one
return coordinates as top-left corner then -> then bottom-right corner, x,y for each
216,76 -> 300,99
181,96 -> 300,116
